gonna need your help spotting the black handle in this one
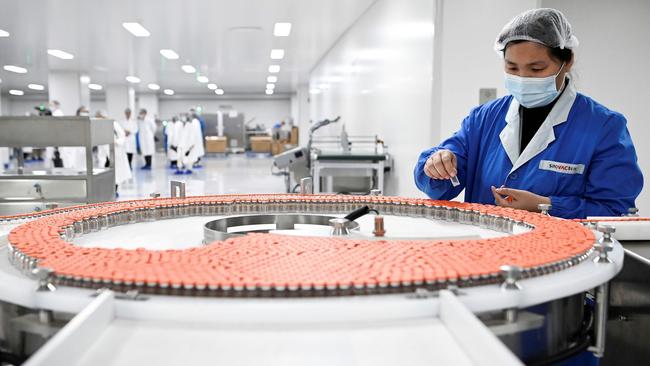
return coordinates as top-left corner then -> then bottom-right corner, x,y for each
344,206 -> 371,221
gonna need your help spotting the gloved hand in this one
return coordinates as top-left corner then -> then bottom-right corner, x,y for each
490,186 -> 551,212
424,149 -> 457,179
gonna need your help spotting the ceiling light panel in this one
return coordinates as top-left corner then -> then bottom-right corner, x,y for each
28,84 -> 45,91
159,49 -> 179,59
47,49 -> 74,60
3,65 -> 27,74
182,65 -> 196,73
270,49 -> 285,59
122,22 -> 150,37
273,23 -> 291,37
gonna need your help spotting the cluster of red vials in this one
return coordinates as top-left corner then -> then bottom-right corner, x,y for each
5,194 -> 595,294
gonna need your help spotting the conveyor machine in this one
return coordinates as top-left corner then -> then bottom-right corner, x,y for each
0,182 -> 641,365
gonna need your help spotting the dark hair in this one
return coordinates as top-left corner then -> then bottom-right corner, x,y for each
504,40 -> 573,63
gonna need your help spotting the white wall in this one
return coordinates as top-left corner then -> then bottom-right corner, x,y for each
159,98 -> 292,130
308,0 -> 539,197
542,0 -> 650,212
435,0 -> 538,141
309,0 -> 435,196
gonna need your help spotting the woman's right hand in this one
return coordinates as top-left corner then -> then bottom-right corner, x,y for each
424,149 -> 457,180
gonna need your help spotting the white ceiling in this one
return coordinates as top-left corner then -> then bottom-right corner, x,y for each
0,0 -> 375,97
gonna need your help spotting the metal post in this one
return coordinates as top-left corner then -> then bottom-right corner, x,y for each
329,218 -> 351,236
589,282 -> 610,358
170,181 -> 186,198
538,203 -> 552,216
33,267 -> 56,292
589,224 -> 616,358
500,264 -> 523,323
300,177 -> 313,195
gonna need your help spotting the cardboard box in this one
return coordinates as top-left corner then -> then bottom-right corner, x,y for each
290,126 -> 299,145
250,136 -> 272,153
271,141 -> 288,156
205,136 -> 227,153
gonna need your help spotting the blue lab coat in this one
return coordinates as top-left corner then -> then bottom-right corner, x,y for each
414,80 -> 643,219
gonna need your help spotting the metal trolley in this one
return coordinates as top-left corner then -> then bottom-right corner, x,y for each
0,116 -> 115,215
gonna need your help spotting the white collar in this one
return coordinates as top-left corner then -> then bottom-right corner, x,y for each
499,78 -> 577,174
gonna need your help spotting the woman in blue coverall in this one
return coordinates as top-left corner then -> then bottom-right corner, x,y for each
414,8 -> 643,219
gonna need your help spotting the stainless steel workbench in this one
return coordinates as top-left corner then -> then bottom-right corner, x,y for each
0,116 -> 115,215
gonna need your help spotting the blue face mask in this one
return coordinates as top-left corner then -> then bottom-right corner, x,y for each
505,63 -> 565,108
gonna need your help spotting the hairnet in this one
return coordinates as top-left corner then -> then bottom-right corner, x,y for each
495,8 -> 579,53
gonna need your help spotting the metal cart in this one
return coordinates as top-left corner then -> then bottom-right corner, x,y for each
0,116 -> 115,215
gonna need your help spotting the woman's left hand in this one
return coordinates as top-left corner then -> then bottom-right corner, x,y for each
490,186 -> 551,212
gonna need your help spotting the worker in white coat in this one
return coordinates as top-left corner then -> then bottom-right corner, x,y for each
95,111 -> 132,196
120,108 -> 138,169
189,110 -> 205,168
137,108 -> 156,170
166,116 -> 182,169
175,115 -> 200,175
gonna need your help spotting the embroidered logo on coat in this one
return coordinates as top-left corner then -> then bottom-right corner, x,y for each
539,160 -> 585,174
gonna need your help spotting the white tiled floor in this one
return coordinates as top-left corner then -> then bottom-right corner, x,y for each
118,153 -> 287,200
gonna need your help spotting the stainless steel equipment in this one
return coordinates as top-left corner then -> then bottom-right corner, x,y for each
0,117 -> 115,215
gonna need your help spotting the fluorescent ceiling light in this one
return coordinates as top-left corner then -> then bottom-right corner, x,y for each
197,75 -> 209,83
265,89 -> 274,95
207,83 -> 218,90
122,22 -> 150,37
309,88 -> 321,94
318,83 -> 330,90
79,75 -> 91,83
3,65 -> 27,74
47,49 -> 74,60
148,83 -> 160,90
0,29 -> 9,37
159,49 -> 179,60
268,65 -> 280,73
266,83 -> 275,90
88,83 -> 103,90
28,83 -> 45,91
270,49 -> 285,59
9,89 -> 24,96
125,75 -> 141,83
273,22 -> 291,37
215,89 -> 224,95
181,64 -> 196,73
163,89 -> 174,95
267,76 -> 277,83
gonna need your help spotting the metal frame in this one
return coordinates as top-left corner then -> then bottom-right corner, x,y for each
0,117 -> 115,213
312,159 -> 385,193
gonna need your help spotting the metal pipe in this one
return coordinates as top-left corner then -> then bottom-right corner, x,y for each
589,282 -> 610,358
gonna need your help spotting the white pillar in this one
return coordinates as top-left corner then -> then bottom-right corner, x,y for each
79,75 -> 90,111
294,83 -> 310,145
48,71 -> 83,115
137,93 -> 159,120
105,85 -> 135,122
